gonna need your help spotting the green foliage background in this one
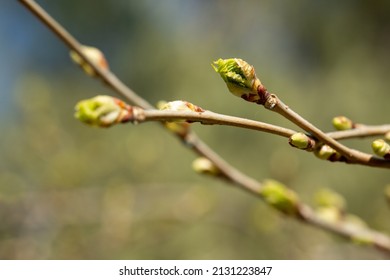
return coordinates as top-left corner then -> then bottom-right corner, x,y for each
1,0 -> 389,259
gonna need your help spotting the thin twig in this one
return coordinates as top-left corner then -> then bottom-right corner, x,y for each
144,110 -> 296,137
133,108 -> 390,141
269,95 -> 390,168
19,0 -> 153,110
327,125 -> 390,140
19,0 -> 390,254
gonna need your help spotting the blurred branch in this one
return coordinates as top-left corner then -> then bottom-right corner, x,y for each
20,0 -> 390,254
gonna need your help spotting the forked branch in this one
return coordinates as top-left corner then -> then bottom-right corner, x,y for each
19,0 -> 390,254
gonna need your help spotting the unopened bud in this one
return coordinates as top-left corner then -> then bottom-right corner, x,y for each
192,157 -> 220,176
260,179 -> 299,216
157,101 -> 194,134
332,116 -> 354,131
315,188 -> 346,211
316,207 -> 342,223
159,100 -> 204,124
314,145 -> 342,161
160,100 -> 204,113
289,132 -> 315,150
70,45 -> 109,76
371,139 -> 390,158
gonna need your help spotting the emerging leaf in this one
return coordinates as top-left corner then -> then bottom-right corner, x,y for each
212,58 -> 262,102
74,95 -> 131,127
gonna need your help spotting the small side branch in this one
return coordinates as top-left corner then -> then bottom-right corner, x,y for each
212,58 -> 390,168
270,95 -> 390,168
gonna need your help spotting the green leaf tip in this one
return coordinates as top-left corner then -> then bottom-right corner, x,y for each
260,179 -> 299,216
74,95 -> 133,127
212,58 -> 263,102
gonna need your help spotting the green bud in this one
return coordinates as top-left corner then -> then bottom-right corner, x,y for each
384,131 -> 390,142
289,132 -> 315,150
192,157 -> 220,176
372,139 -> 390,158
314,145 -> 342,161
351,234 -> 373,246
316,207 -> 342,223
163,122 -> 190,136
344,215 -> 371,245
70,45 -> 109,76
315,188 -> 346,211
344,214 -> 367,229
212,58 -> 263,102
332,116 -> 354,131
74,95 -> 132,127
260,179 -> 299,216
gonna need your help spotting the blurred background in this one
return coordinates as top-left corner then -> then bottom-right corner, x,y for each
1,0 -> 390,259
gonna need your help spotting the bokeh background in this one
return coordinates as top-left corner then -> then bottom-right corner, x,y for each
1,0 -> 389,259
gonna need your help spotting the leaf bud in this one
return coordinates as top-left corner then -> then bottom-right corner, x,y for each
70,45 -> 109,76
288,132 -> 315,150
332,116 -> 354,131
260,179 -> 299,216
74,95 -> 135,127
371,139 -> 390,158
212,58 -> 264,103
314,145 -> 342,161
192,157 -> 220,176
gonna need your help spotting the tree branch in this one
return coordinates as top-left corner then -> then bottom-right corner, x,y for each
20,0 -> 390,254
268,94 -> 390,168
211,58 -> 390,168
